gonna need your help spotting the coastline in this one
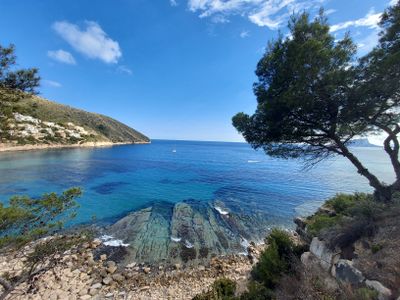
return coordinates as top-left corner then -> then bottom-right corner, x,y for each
0,141 -> 151,153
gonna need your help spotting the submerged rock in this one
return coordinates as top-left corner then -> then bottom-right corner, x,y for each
106,199 -> 273,265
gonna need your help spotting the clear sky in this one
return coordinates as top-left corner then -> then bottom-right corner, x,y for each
0,0 -> 393,142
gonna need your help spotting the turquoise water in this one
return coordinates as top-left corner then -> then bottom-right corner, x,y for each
0,140 -> 394,226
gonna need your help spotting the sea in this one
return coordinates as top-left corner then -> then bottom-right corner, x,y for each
0,140 -> 394,227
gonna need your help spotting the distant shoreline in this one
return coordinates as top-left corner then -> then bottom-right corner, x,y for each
0,141 -> 151,153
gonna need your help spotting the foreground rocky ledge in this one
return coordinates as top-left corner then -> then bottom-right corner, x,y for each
0,236 -> 264,300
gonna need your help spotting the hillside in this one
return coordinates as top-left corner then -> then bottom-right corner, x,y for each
0,90 -> 150,149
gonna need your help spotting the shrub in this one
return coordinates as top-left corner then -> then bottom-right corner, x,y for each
352,287 -> 379,300
251,229 -> 297,289
0,188 -> 82,250
371,243 -> 383,254
306,214 -> 340,236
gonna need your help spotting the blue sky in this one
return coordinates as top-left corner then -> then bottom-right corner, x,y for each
0,0 -> 394,142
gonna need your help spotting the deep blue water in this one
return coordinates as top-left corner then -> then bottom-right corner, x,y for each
0,140 -> 394,227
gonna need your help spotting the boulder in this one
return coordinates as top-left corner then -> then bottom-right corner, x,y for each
300,251 -> 313,265
335,259 -> 365,284
294,217 -> 307,229
309,238 -> 335,271
365,280 -> 392,300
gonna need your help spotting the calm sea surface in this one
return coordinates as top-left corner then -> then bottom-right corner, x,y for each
0,140 -> 394,227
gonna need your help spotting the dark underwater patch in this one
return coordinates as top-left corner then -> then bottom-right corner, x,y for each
92,181 -> 130,195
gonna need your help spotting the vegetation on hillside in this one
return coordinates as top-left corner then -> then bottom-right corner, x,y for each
0,44 -> 150,146
233,1 -> 400,201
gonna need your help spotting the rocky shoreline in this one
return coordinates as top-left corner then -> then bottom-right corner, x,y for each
0,141 -> 150,153
0,235 -> 265,300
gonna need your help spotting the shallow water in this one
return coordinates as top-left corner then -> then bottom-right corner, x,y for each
0,140 -> 394,227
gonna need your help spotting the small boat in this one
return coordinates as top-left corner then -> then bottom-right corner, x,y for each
172,149 -> 177,153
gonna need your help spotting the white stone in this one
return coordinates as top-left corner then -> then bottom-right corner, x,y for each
309,237 -> 334,271
365,280 -> 392,300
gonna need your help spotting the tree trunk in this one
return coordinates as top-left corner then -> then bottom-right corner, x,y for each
336,140 -> 391,201
383,134 -> 400,181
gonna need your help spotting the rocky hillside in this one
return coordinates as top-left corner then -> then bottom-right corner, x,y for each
0,90 -> 150,148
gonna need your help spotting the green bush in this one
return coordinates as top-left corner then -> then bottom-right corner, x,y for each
353,287 -> 379,300
306,214 -> 340,236
371,243 -> 383,254
251,229 -> 298,289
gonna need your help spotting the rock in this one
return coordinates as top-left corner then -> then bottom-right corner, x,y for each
103,276 -> 113,285
112,273 -> 125,283
91,239 -> 102,248
106,261 -> 118,274
105,293 -> 114,298
87,257 -> 96,266
174,264 -> 181,270
78,289 -> 88,296
89,288 -> 99,296
318,206 -> 336,216
91,283 -> 102,289
198,265 -> 205,271
300,251 -> 313,265
80,295 -> 91,300
100,254 -> 107,261
143,267 -> 151,274
335,259 -> 365,284
125,262 -> 136,269
294,217 -> 307,229
365,280 -> 392,300
309,237 -> 335,271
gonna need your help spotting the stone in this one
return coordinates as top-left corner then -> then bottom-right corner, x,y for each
309,238 -> 335,271
106,261 -> 118,274
91,239 -> 102,248
112,273 -> 125,283
80,295 -> 91,300
143,267 -> 151,274
335,260 -> 365,284
103,276 -> 113,285
294,217 -> 307,229
365,280 -> 392,300
91,283 -> 102,289
87,257 -> 96,266
125,262 -> 136,269
105,293 -> 114,298
300,251 -> 313,265
174,264 -> 181,270
89,288 -> 99,296
100,254 -> 107,261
